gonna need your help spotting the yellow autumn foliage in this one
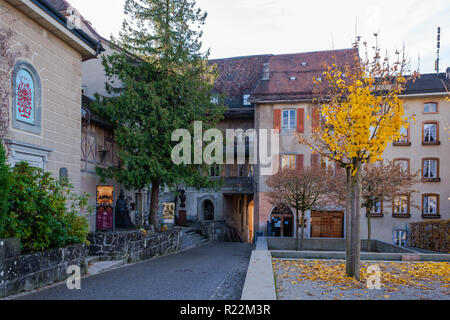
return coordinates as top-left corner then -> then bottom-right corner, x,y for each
315,63 -> 410,173
273,259 -> 450,293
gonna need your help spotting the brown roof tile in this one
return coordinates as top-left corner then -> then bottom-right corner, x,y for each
208,55 -> 272,108
251,48 -> 356,102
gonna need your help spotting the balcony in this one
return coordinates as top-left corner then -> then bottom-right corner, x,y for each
222,177 -> 254,195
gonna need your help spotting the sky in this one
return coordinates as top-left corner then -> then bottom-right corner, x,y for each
68,0 -> 450,74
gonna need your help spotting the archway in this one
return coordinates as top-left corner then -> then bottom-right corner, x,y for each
203,200 -> 214,221
270,204 -> 294,237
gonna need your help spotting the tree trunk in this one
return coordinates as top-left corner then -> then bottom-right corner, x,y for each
367,210 -> 372,252
300,210 -> 305,251
149,179 -> 160,228
349,161 -> 362,280
345,167 -> 352,275
348,168 -> 356,277
296,209 -> 299,251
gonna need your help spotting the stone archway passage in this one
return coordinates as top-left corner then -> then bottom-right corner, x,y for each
270,204 -> 294,238
204,200 -> 214,221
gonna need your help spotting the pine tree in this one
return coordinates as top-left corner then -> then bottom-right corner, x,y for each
94,0 -> 225,228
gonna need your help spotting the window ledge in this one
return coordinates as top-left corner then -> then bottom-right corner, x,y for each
422,141 -> 441,146
393,213 -> 411,219
422,214 -> 441,219
422,178 -> 441,183
393,142 -> 411,147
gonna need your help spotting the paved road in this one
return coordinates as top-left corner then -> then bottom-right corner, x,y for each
15,242 -> 253,300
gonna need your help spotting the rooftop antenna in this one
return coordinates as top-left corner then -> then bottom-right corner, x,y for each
435,27 -> 440,74
353,16 -> 360,48
417,52 -> 421,73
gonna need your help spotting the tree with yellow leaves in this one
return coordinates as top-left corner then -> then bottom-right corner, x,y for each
299,35 -> 418,280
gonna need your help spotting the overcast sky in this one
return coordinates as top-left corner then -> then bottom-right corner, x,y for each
69,0 -> 449,74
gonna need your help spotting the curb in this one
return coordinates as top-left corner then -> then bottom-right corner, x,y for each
241,237 -> 277,300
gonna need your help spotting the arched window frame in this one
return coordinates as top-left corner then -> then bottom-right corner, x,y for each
12,61 -> 42,134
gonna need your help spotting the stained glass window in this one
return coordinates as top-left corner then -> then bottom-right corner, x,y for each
15,68 -> 35,125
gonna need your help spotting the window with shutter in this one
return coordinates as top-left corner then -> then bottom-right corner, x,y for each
281,109 -> 296,133
297,108 -> 304,133
273,109 -> 281,131
312,107 -> 320,130
311,153 -> 320,171
281,154 -> 296,170
296,154 -> 304,173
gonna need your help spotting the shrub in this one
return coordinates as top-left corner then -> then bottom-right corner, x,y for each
3,162 -> 90,252
0,142 -> 12,235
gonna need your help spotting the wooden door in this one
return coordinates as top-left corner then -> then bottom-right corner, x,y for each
311,211 -> 344,238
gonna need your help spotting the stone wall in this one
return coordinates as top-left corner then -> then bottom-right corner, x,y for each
1,1 -> 84,194
87,228 -> 182,262
200,220 -> 242,242
0,238 -> 87,298
266,238 -> 416,253
408,220 -> 449,253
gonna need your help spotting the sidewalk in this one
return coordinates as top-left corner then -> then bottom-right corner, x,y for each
241,237 -> 277,300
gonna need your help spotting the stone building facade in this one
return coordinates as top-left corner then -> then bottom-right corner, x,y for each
1,0 -> 99,194
38,0 -> 148,231
249,49 -> 450,244
159,49 -> 450,245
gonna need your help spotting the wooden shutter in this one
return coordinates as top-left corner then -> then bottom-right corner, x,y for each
297,108 -> 304,133
335,162 -> 344,176
274,109 -> 281,131
311,153 -> 320,171
276,154 -> 282,174
296,154 -> 304,173
312,107 -> 320,130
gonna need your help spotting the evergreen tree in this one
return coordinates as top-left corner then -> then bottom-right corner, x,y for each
94,0 -> 225,227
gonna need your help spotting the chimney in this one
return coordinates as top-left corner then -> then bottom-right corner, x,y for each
262,63 -> 270,80
446,67 -> 450,80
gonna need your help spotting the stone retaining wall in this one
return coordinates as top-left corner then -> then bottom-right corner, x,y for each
408,220 -> 449,253
87,228 -> 182,262
266,238 -> 415,253
0,239 -> 87,298
200,220 -> 242,242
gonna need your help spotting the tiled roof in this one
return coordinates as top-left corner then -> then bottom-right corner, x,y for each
250,48 -> 356,102
45,0 -> 105,42
44,0 -> 69,11
404,72 -> 450,95
209,55 -> 271,108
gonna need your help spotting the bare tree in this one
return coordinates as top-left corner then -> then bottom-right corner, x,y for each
331,161 -> 420,252
266,167 -> 332,251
